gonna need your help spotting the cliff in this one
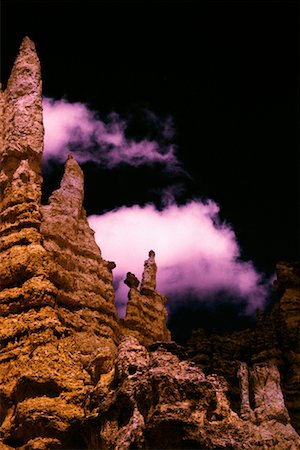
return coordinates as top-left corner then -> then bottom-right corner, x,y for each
0,37 -> 299,449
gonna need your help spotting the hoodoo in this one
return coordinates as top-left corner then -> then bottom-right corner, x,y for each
0,38 -> 299,449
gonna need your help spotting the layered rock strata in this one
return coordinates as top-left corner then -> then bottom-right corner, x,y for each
41,154 -> 120,382
0,37 -> 62,448
0,38 -> 121,448
123,251 -> 171,346
0,36 -> 54,304
0,37 -> 299,449
83,337 -> 299,449
0,37 -> 172,449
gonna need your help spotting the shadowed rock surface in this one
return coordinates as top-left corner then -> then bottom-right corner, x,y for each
87,337 -> 298,450
0,38 -> 299,449
187,261 -> 300,435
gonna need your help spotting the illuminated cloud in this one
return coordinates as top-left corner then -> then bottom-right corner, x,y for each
43,97 -> 270,319
42,97 -> 180,171
88,200 -> 269,317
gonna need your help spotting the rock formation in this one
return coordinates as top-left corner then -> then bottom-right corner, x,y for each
0,37 -> 299,449
83,337 -> 299,449
41,153 -> 120,383
0,37 -> 60,448
0,37 -> 170,449
122,251 -> 171,346
274,261 -> 300,431
187,261 -> 300,436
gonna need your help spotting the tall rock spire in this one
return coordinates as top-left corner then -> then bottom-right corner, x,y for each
0,38 -> 123,447
3,36 -> 44,161
41,152 -> 120,391
45,153 -> 85,217
0,39 -> 120,448
0,38 -> 59,447
0,36 -> 50,293
141,249 -> 157,293
123,250 -> 171,345
0,36 -> 44,214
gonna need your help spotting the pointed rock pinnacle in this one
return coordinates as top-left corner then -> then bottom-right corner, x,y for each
47,154 -> 84,217
3,36 -> 44,158
141,250 -> 157,293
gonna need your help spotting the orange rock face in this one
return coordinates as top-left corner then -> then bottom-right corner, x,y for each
0,38 -> 299,449
0,37 -> 171,449
0,37 -> 89,449
41,154 -> 120,382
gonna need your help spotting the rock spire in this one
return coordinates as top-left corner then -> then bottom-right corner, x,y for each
123,250 -> 171,345
0,37 -> 299,449
140,249 -> 157,293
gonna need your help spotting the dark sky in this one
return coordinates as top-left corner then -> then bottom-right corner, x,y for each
1,0 -> 298,341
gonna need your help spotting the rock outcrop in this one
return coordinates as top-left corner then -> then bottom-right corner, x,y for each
0,37 -> 172,449
0,36 -> 53,300
187,261 -> 300,435
123,251 -> 171,346
0,37 -> 117,448
0,37 -> 61,448
83,337 -> 299,450
274,261 -> 300,431
0,37 -> 299,449
41,153 -> 120,382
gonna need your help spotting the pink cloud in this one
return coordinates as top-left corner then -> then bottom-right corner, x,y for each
88,201 -> 270,317
42,97 -> 179,170
43,97 -> 270,318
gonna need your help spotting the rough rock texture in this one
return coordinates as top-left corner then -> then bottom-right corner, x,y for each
273,261 -> 300,430
0,36 -> 53,297
0,37 -> 118,449
122,251 -> 171,346
0,37 -> 60,448
187,261 -> 300,435
0,37 -> 172,449
41,154 -> 120,378
83,337 -> 299,449
0,37 -> 299,449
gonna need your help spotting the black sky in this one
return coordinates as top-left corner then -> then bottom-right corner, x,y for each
1,0 -> 299,341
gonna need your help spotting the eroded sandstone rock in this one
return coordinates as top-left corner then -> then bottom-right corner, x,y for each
0,38 -> 61,447
41,153 -> 120,374
237,361 -> 255,421
274,261 -> 300,433
250,363 -> 290,424
188,261 -> 300,434
85,337 -> 300,450
123,250 -> 171,346
0,37 -> 299,449
140,249 -> 156,293
0,38 -> 121,449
